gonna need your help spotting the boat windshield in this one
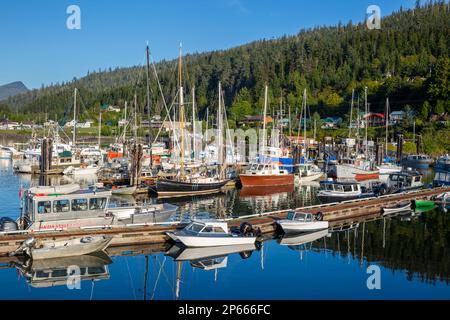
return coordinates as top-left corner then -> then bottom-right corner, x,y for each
287,211 -> 296,220
185,222 -> 205,233
294,213 -> 311,222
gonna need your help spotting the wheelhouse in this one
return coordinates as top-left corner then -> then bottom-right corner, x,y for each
387,171 -> 422,188
24,186 -> 112,225
286,211 -> 313,222
319,181 -> 361,193
183,220 -> 229,236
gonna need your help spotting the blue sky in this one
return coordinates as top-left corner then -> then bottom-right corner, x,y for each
0,0 -> 416,89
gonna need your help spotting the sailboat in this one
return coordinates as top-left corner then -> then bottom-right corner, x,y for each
240,85 -> 294,187
156,45 -> 229,198
377,97 -> 402,179
328,87 -> 379,181
294,88 -> 323,183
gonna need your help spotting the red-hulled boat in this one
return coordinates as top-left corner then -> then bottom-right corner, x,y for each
239,162 -> 294,187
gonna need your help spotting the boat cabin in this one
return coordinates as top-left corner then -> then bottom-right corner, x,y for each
246,162 -> 289,175
23,184 -> 112,229
182,220 -> 229,236
387,170 -> 422,189
434,171 -> 450,187
319,181 -> 361,193
286,211 -> 314,222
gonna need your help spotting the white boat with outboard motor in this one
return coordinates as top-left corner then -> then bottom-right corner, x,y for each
13,235 -> 111,259
277,211 -> 328,233
166,220 -> 257,247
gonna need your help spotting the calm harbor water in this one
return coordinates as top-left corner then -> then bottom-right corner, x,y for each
0,159 -> 449,300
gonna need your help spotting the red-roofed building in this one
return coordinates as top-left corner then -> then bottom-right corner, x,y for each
363,113 -> 385,127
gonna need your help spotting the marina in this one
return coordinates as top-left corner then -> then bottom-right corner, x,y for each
0,156 -> 450,299
0,0 -> 449,303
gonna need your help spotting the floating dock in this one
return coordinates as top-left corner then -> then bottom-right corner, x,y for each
0,186 -> 448,257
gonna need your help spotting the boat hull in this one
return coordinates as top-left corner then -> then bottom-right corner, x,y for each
329,164 -> 379,181
30,236 -> 111,260
382,201 -> 411,214
295,172 -> 323,184
277,220 -> 329,233
156,179 -> 229,198
239,174 -> 294,187
167,232 -> 256,247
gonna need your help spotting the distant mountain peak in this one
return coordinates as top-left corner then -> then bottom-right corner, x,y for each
0,81 -> 29,101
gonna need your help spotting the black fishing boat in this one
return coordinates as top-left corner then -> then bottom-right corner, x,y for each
156,178 -> 229,198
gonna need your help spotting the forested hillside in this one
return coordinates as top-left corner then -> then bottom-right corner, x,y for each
1,1 -> 449,124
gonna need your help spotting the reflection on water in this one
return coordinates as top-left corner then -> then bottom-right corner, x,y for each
0,161 -> 450,299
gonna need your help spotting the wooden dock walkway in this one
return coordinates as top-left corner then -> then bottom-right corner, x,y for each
0,186 -> 448,257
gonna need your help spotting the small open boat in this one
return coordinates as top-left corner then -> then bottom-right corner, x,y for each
382,201 -> 411,214
277,211 -> 328,233
166,220 -> 257,247
413,200 -> 435,210
18,236 -> 112,260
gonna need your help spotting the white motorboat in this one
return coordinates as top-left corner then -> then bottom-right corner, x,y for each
295,163 -> 323,184
166,220 -> 257,247
382,200 -> 411,215
18,236 -> 112,260
277,211 -> 329,233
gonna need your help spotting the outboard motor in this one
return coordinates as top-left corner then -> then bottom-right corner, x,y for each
315,212 -> 324,221
10,237 -> 36,257
239,222 -> 254,236
0,217 -> 18,232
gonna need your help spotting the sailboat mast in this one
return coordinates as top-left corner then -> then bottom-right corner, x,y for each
146,42 -> 153,167
179,43 -> 185,174
364,86 -> 368,158
349,88 -> 354,139
134,93 -> 138,140
385,97 -> 389,157
192,87 -> 196,161
98,107 -> 102,148
303,88 -> 307,159
262,85 -> 268,159
73,87 -> 77,147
